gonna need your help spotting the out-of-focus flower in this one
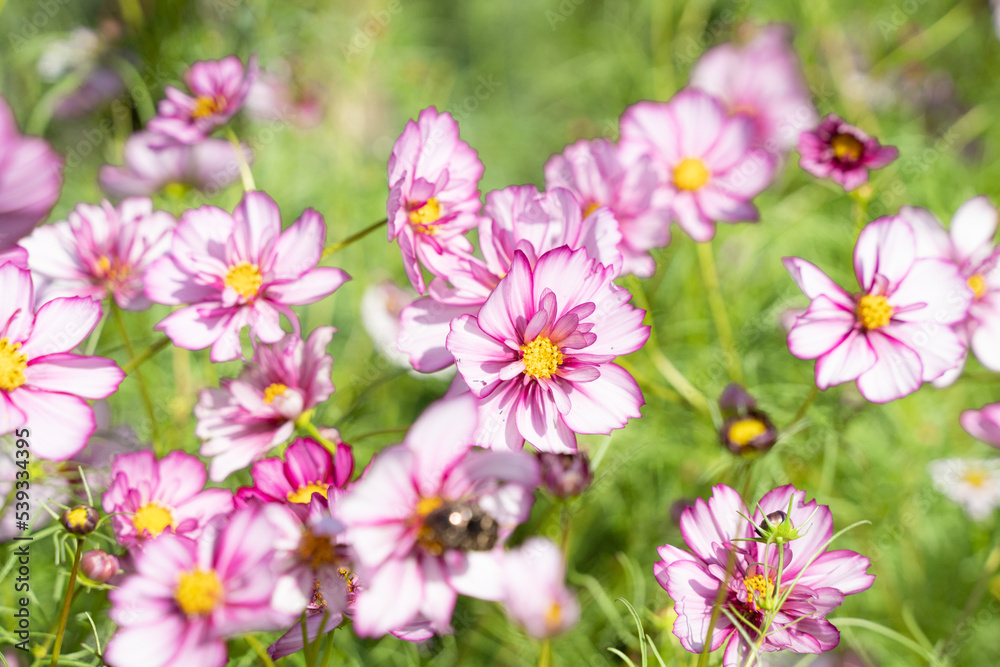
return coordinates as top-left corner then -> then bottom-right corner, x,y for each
101,450 -> 234,549
545,138 -> 667,277
619,89 -> 775,242
717,383 -> 777,456
37,28 -> 124,119
962,403 -> 1000,448
447,246 -> 649,453
655,484 -> 874,666
244,61 -> 325,128
929,458 -> 1000,521
0,264 -> 125,459
99,131 -> 251,198
0,96 -> 63,252
690,24 -> 816,157
147,55 -> 258,145
537,451 -> 592,497
195,327 -> 337,481
386,107 -> 483,293
61,504 -> 99,534
145,191 -> 349,362
338,395 -> 539,638
80,549 -> 120,583
234,436 -> 353,509
798,114 -> 898,191
20,197 -> 175,310
0,434 -> 71,540
502,538 -> 579,637
268,568 -> 359,659
361,279 -> 452,379
784,215 -> 972,403
104,507 -> 300,667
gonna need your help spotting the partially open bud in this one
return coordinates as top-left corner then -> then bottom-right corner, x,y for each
753,509 -> 804,544
720,410 -> 777,456
80,550 -> 119,583
61,504 -> 99,535
537,452 -> 592,498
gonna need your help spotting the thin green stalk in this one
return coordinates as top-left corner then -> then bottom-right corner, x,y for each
50,538 -> 84,667
112,57 -> 156,123
835,618 -> 942,665
122,335 -> 171,373
243,634 -> 276,667
538,639 -> 552,667
941,536 -> 1000,657
225,127 -> 256,192
84,313 -> 106,356
697,242 -> 742,384
297,414 -> 339,455
698,547 -> 737,667
321,218 -> 388,259
110,302 -> 161,454
784,386 -> 819,432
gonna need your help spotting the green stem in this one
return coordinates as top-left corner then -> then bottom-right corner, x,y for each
784,386 -> 820,432
225,127 -> 256,192
297,413 -> 339,455
538,639 -> 552,667
942,537 -> 1000,657
647,346 -> 713,421
111,302 -> 162,455
50,538 -> 84,667
84,312 -> 107,357
243,634 -> 276,667
112,56 -> 155,123
321,218 -> 388,259
835,618 -> 942,664
697,242 -> 743,384
698,547 -> 737,667
121,335 -> 171,373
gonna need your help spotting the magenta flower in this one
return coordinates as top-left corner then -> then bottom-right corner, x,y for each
962,403 -> 1000,448
0,264 -> 125,459
501,538 -> 579,638
655,484 -> 874,666
545,138 -> 667,277
798,114 -> 899,191
784,215 -> 972,403
101,450 -> 234,549
234,436 -> 353,508
99,131 -> 250,198
338,395 -> 539,638
619,89 -> 776,242
447,245 -> 649,452
0,96 -> 63,252
145,191 -> 349,363
19,197 -> 175,310
690,24 -> 817,156
104,506 -> 299,667
386,107 -> 484,293
147,55 -> 258,145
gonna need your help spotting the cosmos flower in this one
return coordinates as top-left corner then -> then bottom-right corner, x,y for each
501,538 -> 580,638
619,88 -> 776,242
101,450 -> 234,549
234,436 -> 353,510
337,395 -> 539,638
655,484 -> 874,666
717,384 -> 777,457
145,191 -> 349,362
147,55 -> 258,145
797,114 -> 898,191
0,264 -> 125,459
19,197 -> 175,310
447,245 -> 649,453
784,215 -> 972,403
928,458 -> 1000,521
386,107 -> 484,293
195,327 -> 338,481
104,507 -> 299,667
961,403 -> 1000,448
0,96 -> 62,252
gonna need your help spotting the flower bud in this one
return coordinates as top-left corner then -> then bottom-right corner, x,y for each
718,383 -> 757,416
61,504 -> 99,535
80,550 -> 119,583
537,452 -> 592,498
720,410 -> 777,456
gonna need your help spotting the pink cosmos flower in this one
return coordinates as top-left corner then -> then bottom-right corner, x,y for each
962,403 -> 1000,448
145,191 -> 350,363
386,107 -> 484,293
0,264 -> 125,459
784,215 -> 972,403
195,326 -> 337,481
0,246 -> 28,269
447,245 -> 649,453
104,506 -> 299,667
19,197 -> 175,310
501,538 -> 579,638
798,114 -> 899,191
690,24 -> 817,156
146,55 -> 258,145
338,395 -> 539,638
655,484 -> 874,666
234,436 -> 353,509
545,138 -> 667,277
904,197 -> 1000,381
619,89 -> 776,242
0,96 -> 63,252
101,450 -> 235,549
99,131 -> 250,199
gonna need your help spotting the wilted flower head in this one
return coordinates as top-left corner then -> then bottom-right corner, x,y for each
798,114 -> 898,191
929,458 -> 1000,521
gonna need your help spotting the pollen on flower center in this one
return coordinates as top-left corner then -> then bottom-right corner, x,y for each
132,502 -> 175,537
743,574 -> 775,613
224,262 -> 264,300
831,133 -> 864,162
856,294 -> 893,330
0,338 -> 28,392
727,418 -> 768,447
416,496 -> 444,518
968,274 -> 987,300
582,201 -> 602,218
673,158 -> 710,191
297,529 -> 339,570
263,383 -> 288,404
95,255 -> 129,283
520,336 -> 564,380
175,569 -> 223,615
65,507 -> 93,530
408,197 -> 441,232
287,482 -> 330,504
544,601 -> 563,632
191,95 -> 225,119
962,468 -> 989,488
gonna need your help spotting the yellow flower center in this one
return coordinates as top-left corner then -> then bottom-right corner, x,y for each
520,336 -> 564,380
263,383 -> 288,404
963,468 -> 989,488
287,482 -> 330,504
191,95 -> 225,119
673,158 -> 710,191
408,197 -> 441,233
544,601 -> 563,632
95,255 -> 129,282
0,338 -> 28,392
132,503 -> 175,538
416,496 -> 444,518
582,202 -> 601,218
163,182 -> 189,199
65,507 -> 92,530
224,262 -> 264,300
968,274 -> 987,301
743,574 -> 775,613
727,418 -> 768,447
175,569 -> 223,615
297,529 -> 339,570
831,133 -> 864,162
856,294 -> 893,330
